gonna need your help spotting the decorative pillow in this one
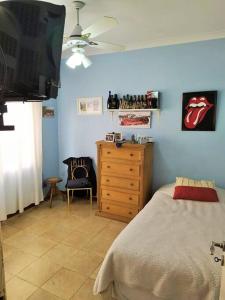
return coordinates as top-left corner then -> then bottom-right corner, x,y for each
175,177 -> 215,188
173,177 -> 218,202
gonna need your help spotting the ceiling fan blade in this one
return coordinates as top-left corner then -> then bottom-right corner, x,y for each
89,41 -> 125,52
82,16 -> 118,39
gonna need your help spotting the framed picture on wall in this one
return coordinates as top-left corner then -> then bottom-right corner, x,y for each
118,111 -> 151,128
42,106 -> 55,118
182,91 -> 217,131
77,96 -> 103,115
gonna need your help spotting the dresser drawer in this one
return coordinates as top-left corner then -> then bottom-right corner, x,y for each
101,189 -> 139,205
101,161 -> 140,177
101,175 -> 139,191
102,147 -> 141,161
101,202 -> 138,219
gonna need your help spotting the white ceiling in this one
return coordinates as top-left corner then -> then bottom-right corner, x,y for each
37,0 -> 225,55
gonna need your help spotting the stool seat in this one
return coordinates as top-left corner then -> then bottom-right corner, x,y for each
47,177 -> 62,184
45,177 -> 64,207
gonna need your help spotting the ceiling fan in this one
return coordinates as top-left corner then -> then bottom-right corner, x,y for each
62,1 -> 125,69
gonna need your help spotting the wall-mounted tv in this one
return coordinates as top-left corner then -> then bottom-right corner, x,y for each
0,0 -> 65,102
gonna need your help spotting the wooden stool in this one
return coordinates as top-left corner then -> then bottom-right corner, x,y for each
45,177 -> 65,208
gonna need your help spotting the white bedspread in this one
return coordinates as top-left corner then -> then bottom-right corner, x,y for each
94,184 -> 225,300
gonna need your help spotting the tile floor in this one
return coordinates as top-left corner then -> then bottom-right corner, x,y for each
1,197 -> 127,300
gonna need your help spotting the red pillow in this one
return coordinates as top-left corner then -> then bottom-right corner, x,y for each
173,186 -> 219,202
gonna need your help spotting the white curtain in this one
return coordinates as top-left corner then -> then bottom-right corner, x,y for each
0,102 -> 43,221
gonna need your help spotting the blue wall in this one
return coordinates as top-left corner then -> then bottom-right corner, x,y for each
42,99 -> 59,179
44,38 -> 225,191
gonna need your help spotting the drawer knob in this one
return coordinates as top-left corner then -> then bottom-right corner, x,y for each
106,179 -> 110,182
107,151 -> 111,154
107,166 -> 111,169
130,183 -> 134,186
129,197 -> 133,200
106,206 -> 110,210
130,168 -> 133,171
129,211 -> 133,215
130,153 -> 134,157
107,193 -> 110,196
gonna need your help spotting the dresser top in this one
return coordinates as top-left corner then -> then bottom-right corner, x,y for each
96,140 -> 153,149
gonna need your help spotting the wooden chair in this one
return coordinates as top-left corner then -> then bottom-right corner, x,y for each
66,159 -> 93,208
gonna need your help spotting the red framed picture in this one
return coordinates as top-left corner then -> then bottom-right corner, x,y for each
182,91 -> 217,131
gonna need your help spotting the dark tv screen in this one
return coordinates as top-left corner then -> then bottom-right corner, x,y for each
0,0 -> 65,101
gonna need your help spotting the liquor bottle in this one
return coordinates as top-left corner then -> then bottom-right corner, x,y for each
126,94 -> 130,109
141,95 -> 144,109
137,95 -> 141,109
129,95 -> 133,109
107,91 -> 112,109
114,94 -> 119,109
111,94 -> 117,109
133,95 -> 137,109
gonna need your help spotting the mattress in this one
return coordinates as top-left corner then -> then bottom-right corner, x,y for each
94,184 -> 225,300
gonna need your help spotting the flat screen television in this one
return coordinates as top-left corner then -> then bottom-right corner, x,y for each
0,0 -> 65,102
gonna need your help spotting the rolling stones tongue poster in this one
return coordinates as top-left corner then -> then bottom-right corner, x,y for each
182,91 -> 217,131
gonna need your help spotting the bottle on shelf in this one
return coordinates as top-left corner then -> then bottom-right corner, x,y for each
114,94 -> 119,109
111,94 -> 117,109
107,91 -> 112,109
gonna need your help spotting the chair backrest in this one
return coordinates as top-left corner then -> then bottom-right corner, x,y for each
70,159 -> 89,180
63,156 -> 97,195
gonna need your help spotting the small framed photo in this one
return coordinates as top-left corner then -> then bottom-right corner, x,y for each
114,133 -> 122,142
105,133 -> 115,142
42,106 -> 55,118
77,96 -> 103,115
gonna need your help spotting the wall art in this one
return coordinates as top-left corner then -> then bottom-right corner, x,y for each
77,96 -> 103,115
42,106 -> 55,118
182,91 -> 217,131
118,111 -> 151,128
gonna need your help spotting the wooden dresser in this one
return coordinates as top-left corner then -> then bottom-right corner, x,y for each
96,140 -> 153,222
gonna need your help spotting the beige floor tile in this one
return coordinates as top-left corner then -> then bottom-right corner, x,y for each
5,231 -> 56,257
18,256 -> 61,286
63,250 -> 102,276
62,230 -> 95,250
4,231 -> 37,248
71,279 -> 101,300
89,264 -> 102,280
41,224 -> 74,242
2,243 -> 18,259
24,236 -> 57,257
1,224 -> 20,240
4,271 -> 14,282
58,215 -> 86,230
71,208 -> 96,219
75,219 -> 108,236
22,220 -> 55,236
27,288 -> 62,300
6,214 -> 40,230
83,235 -> 114,257
44,243 -> 78,266
6,277 -> 37,300
4,249 -> 37,275
97,222 -> 126,241
42,267 -> 86,299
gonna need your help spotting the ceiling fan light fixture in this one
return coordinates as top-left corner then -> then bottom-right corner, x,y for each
66,47 -> 92,69
82,55 -> 92,68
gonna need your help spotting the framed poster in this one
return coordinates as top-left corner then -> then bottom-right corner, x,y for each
77,96 -> 103,115
182,91 -> 217,131
118,111 -> 151,128
42,106 -> 55,118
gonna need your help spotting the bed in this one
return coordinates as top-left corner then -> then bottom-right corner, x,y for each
94,184 -> 225,300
